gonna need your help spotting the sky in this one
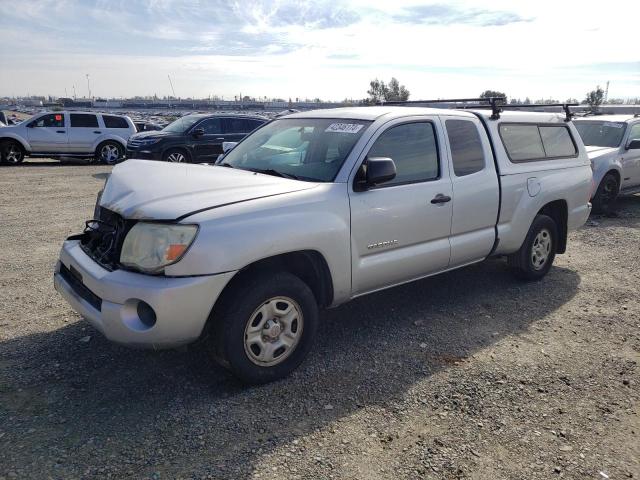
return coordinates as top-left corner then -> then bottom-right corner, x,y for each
0,0 -> 638,102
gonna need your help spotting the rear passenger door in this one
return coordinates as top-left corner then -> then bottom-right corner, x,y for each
67,113 -> 100,153
349,118 -> 453,295
224,118 -> 263,144
442,116 -> 500,266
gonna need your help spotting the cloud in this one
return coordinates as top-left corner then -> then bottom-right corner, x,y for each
390,3 -> 532,26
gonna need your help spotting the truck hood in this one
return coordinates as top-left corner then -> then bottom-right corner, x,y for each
585,146 -> 617,160
100,160 -> 318,220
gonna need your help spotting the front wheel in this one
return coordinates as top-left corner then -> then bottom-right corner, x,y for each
95,141 -> 123,165
591,173 -> 619,214
508,214 -> 558,281
207,271 -> 319,384
0,141 -> 25,164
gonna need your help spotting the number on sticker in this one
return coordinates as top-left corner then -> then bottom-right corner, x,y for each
325,123 -> 364,134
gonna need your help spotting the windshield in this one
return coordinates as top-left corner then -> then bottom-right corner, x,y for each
574,121 -> 626,148
162,115 -> 201,134
219,118 -> 371,182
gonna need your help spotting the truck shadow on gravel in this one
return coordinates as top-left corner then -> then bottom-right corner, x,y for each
0,259 -> 580,478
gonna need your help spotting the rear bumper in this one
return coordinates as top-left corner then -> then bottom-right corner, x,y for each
54,239 -> 236,349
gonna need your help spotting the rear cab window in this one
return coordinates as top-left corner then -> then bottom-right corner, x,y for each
70,114 -> 99,128
103,115 -> 129,129
499,123 -> 577,162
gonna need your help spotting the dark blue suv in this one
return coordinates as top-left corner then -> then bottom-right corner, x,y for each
126,113 -> 267,163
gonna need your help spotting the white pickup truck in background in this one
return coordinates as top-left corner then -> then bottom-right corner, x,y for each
574,115 -> 640,213
54,102 -> 593,383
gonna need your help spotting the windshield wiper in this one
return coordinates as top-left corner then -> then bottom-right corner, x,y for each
248,168 -> 300,180
218,162 -> 235,168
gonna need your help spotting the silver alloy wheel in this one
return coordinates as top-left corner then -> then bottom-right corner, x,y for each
100,144 -> 120,164
166,152 -> 186,162
244,296 -> 304,367
5,144 -> 23,163
531,228 -> 552,270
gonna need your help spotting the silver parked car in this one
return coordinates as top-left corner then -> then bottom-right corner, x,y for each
574,115 -> 640,213
54,106 -> 592,383
0,111 -> 136,165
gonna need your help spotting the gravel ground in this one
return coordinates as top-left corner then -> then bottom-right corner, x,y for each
0,160 -> 638,480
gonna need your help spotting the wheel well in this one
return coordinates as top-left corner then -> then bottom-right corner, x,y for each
224,251 -> 334,308
96,139 -> 125,152
604,169 -> 621,187
538,200 -> 568,254
0,138 -> 26,152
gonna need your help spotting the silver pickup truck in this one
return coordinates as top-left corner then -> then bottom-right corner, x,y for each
54,106 -> 592,383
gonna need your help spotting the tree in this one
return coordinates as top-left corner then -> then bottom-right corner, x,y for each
480,90 -> 507,103
367,77 -> 410,103
585,86 -> 604,112
386,77 -> 410,102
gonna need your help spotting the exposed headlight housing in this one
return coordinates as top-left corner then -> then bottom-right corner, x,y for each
120,222 -> 198,273
134,138 -> 161,146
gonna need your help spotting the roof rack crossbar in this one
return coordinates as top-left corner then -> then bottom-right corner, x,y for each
377,98 -> 583,121
462,103 -> 579,122
378,96 -> 507,119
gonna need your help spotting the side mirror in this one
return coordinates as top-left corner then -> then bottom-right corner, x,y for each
192,127 -> 205,137
355,157 -> 397,190
626,139 -> 640,150
222,141 -> 238,153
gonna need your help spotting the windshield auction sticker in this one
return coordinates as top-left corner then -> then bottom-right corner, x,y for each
325,123 -> 365,134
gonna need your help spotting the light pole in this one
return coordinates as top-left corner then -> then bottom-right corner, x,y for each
86,74 -> 92,100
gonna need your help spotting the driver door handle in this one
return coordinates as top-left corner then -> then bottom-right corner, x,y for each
430,194 -> 451,204
56,130 -> 66,133
93,131 -> 102,134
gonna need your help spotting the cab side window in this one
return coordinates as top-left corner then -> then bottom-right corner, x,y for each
446,119 -> 485,176
367,122 -> 439,186
32,114 -> 64,128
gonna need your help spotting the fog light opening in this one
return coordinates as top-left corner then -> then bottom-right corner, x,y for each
136,301 -> 157,328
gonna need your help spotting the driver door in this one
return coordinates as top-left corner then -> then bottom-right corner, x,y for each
191,117 -> 225,162
27,113 -> 68,153
349,118 -> 453,295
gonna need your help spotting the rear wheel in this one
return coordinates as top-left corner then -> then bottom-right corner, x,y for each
207,271 -> 319,384
163,148 -> 189,163
95,141 -> 123,165
0,141 -> 25,164
591,172 -> 619,214
508,214 -> 557,281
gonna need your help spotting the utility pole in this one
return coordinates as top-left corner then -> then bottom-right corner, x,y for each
604,81 -> 610,103
86,74 -> 92,99
73,85 -> 77,100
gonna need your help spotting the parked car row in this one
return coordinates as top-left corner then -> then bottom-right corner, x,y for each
0,111 -> 267,165
54,103 -> 601,384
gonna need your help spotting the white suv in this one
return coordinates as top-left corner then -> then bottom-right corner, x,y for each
0,111 -> 136,165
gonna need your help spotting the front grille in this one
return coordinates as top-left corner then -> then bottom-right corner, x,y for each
127,139 -> 144,149
79,207 -> 135,271
59,263 -> 102,311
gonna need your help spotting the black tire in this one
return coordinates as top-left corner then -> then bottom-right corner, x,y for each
0,140 -> 25,165
591,172 -> 619,214
95,141 -> 124,165
163,148 -> 190,163
508,214 -> 558,281
207,271 -> 319,384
